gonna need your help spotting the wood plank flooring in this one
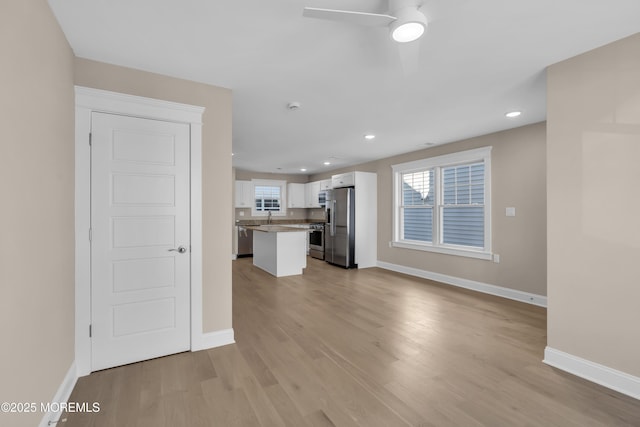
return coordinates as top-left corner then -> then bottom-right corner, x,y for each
63,257 -> 640,426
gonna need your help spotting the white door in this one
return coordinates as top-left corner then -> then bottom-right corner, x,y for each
91,112 -> 191,371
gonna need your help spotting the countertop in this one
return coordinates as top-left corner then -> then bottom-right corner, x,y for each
236,219 -> 325,226
245,225 -> 309,233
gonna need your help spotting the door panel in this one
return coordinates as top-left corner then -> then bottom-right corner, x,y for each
112,174 -> 176,206
91,112 -> 190,371
324,223 -> 334,263
332,225 -> 348,266
111,216 -> 175,248
334,188 -> 349,227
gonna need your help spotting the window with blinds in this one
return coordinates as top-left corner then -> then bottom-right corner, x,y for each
392,147 -> 492,260
251,179 -> 287,216
401,170 -> 434,242
254,185 -> 281,212
442,163 -> 484,248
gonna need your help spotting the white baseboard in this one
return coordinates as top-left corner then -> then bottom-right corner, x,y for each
38,361 -> 79,427
376,261 -> 547,307
192,328 -> 235,352
544,347 -> 640,400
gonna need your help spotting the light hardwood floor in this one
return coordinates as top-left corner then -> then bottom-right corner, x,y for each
63,257 -> 640,426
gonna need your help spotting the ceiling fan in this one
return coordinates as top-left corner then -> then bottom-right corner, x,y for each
303,0 -> 427,43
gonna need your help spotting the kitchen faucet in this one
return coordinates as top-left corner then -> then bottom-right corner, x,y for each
267,211 -> 272,224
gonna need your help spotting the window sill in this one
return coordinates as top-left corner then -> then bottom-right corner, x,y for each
391,241 -> 492,261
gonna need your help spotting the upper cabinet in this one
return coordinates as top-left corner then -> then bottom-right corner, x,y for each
287,183 -> 306,208
331,172 -> 356,188
305,181 -> 321,208
319,179 -> 332,191
235,180 -> 253,208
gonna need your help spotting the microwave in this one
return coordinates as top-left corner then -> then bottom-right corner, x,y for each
318,190 -> 328,207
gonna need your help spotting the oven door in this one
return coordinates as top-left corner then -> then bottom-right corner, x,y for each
308,228 -> 324,260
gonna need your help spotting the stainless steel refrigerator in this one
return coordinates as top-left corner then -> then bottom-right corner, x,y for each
324,187 -> 356,268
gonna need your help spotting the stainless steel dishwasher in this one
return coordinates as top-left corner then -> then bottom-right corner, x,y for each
237,225 -> 254,257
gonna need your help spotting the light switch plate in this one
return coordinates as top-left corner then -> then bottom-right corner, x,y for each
506,207 -> 516,217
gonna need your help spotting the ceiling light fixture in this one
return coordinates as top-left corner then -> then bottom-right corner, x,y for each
505,111 -> 522,118
303,1 -> 428,44
300,168 -> 307,172
323,161 -> 331,166
364,134 -> 376,140
390,7 -> 427,43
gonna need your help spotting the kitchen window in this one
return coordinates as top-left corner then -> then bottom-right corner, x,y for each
252,179 -> 287,216
392,147 -> 492,260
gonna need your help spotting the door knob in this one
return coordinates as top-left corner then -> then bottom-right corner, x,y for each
168,246 -> 187,253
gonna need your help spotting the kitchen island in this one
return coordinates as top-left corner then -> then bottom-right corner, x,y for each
247,225 -> 308,277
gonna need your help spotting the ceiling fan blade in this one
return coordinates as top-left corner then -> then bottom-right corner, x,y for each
303,7 -> 396,27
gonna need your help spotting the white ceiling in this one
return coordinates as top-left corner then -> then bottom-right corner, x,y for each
49,0 -> 640,175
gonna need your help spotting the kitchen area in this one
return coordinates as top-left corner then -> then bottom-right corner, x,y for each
233,170 -> 377,277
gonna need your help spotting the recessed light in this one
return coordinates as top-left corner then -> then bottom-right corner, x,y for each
300,168 -> 307,172
505,111 -> 522,118
364,134 -> 376,141
323,161 -> 331,166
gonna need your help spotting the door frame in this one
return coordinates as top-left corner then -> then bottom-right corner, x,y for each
74,86 -> 205,376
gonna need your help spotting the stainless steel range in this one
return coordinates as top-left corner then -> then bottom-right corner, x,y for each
308,223 -> 325,260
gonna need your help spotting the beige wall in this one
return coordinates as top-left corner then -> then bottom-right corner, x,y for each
312,122 -> 548,296
0,1 -> 75,426
74,58 -> 233,333
547,33 -> 640,376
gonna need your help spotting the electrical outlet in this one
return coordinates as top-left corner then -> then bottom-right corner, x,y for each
506,207 -> 516,217
493,254 -> 500,263
239,211 -> 244,217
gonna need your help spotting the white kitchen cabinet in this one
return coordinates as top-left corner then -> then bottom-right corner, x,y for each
352,171 -> 377,269
287,183 -> 306,208
252,228 -> 307,277
305,181 -> 321,208
319,179 -> 332,190
235,180 -> 253,208
287,223 -> 311,254
331,172 -> 355,188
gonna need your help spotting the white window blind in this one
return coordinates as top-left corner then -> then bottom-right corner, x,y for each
251,179 -> 287,216
401,170 -> 434,242
254,185 -> 281,212
441,163 -> 485,248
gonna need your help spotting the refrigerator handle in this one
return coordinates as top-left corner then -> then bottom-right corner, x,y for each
331,200 -> 336,236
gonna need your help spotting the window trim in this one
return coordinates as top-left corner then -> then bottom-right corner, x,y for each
251,179 -> 287,217
391,147 -> 492,260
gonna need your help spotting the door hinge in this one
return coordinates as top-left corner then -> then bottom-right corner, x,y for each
89,228 -> 92,241
89,324 -> 92,338
89,132 -> 92,146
